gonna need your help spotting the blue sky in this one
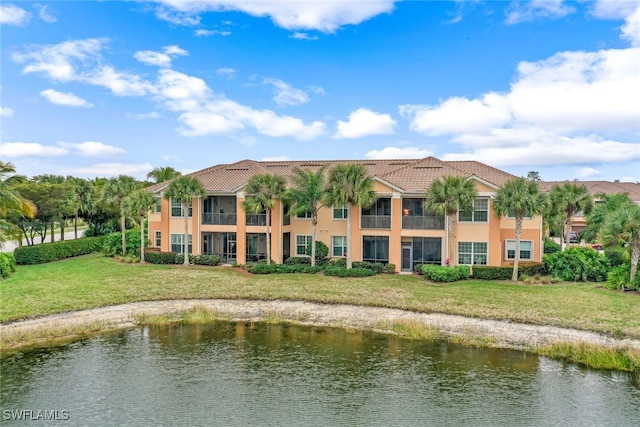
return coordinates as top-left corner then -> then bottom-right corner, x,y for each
1,1 -> 639,182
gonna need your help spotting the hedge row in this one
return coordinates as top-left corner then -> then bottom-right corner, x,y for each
471,262 -> 546,280
324,266 -> 376,277
0,253 -> 16,278
248,263 -> 323,274
144,250 -> 221,266
14,236 -> 108,265
421,265 -> 470,282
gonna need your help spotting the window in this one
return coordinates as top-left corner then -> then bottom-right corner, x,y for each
155,198 -> 162,213
296,211 -> 312,219
154,231 -> 161,248
402,198 -> 424,216
171,199 -> 192,217
505,240 -> 533,260
296,235 -> 312,256
363,236 -> 389,263
171,234 -> 192,254
412,237 -> 441,264
362,199 -> 391,216
459,198 -> 489,222
458,242 -> 488,265
333,205 -> 348,219
332,236 -> 347,257
507,209 -> 531,219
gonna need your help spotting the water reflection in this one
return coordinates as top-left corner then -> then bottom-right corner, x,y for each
1,322 -> 639,426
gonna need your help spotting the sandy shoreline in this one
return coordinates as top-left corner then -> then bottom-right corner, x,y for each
2,299 -> 640,352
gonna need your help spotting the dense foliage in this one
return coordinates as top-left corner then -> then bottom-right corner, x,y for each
422,265 -> 470,282
543,247 -> 610,282
606,264 -> 640,290
102,230 -> 144,257
14,236 -> 107,265
323,266 -> 376,277
543,238 -> 561,254
0,253 -> 16,278
306,240 -> 329,265
472,262 -> 546,280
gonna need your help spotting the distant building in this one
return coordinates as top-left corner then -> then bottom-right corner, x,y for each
147,157 -> 544,272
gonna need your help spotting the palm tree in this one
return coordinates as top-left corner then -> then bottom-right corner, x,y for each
102,175 -> 139,256
493,177 -> 547,281
123,189 -> 157,262
549,183 -> 593,251
424,176 -> 477,266
581,192 -> 634,244
286,167 -> 326,266
242,174 -> 286,265
601,204 -> 640,285
0,162 -> 35,247
147,166 -> 182,184
164,175 -> 206,265
325,164 -> 376,269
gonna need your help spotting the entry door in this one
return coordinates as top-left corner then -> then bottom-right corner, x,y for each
401,244 -> 412,272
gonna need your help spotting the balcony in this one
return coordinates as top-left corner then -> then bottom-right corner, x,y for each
202,212 -> 237,225
402,215 -> 444,230
361,215 -> 391,229
246,214 -> 267,226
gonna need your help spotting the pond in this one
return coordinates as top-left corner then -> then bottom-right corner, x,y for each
1,322 -> 639,426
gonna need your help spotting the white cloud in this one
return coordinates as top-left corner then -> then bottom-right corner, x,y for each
335,108 -> 396,139
58,141 -> 126,157
576,167 -> 602,178
263,78 -> 309,106
87,65 -> 155,96
13,38 -> 106,82
195,29 -> 231,36
0,4 -> 30,26
216,67 -> 236,78
365,146 -> 433,160
63,162 -> 155,178
0,106 -> 14,117
126,111 -> 161,120
134,45 -> 188,67
152,0 -> 397,32
35,3 -> 56,23
40,89 -> 93,107
400,93 -> 512,136
289,32 -> 318,40
505,0 -> 576,25
0,142 -> 68,157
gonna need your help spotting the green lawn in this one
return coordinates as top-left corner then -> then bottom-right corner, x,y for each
1,253 -> 639,339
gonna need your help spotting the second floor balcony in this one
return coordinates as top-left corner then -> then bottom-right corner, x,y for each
202,212 -> 237,225
402,215 -> 445,230
361,214 -> 391,229
246,214 -> 267,226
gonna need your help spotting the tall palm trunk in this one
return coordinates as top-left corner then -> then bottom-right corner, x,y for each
183,202 -> 189,265
74,212 -> 78,239
60,220 -> 65,241
630,243 -> 639,283
266,208 -> 271,265
513,216 -> 523,281
447,212 -> 456,266
346,203 -> 352,269
561,217 -> 571,252
311,215 -> 317,267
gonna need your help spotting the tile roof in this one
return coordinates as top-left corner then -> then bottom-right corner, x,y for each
539,180 -> 640,201
147,157 -> 522,195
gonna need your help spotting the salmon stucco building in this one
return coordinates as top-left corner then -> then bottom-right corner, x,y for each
146,157 -> 544,272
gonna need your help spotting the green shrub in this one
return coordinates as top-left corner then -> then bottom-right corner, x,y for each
329,258 -> 347,268
284,256 -> 311,265
422,265 -> 470,282
306,240 -> 329,265
102,230 -> 144,257
192,254 -> 221,266
606,264 -> 640,290
323,266 -> 376,277
472,265 -> 512,280
384,263 -> 396,274
0,253 -> 16,278
605,248 -> 626,268
543,237 -> 561,254
352,261 -> 385,274
543,247 -> 610,282
276,264 -> 322,274
14,236 -> 108,265
248,263 -> 278,274
518,262 -> 547,277
145,250 -> 179,264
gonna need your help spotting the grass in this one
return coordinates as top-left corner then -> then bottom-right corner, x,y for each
1,254 -> 639,340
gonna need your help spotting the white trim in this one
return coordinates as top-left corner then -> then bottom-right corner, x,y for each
505,239 -> 534,261
331,235 -> 347,258
295,234 -> 312,256
467,174 -> 500,190
373,176 -> 405,193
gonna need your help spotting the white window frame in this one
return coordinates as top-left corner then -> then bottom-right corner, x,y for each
333,204 -> 348,220
155,198 -> 162,213
154,231 -> 161,248
296,211 -> 312,219
332,236 -> 347,257
171,233 -> 192,254
458,241 -> 488,265
171,199 -> 192,218
296,235 -> 312,256
505,240 -> 533,261
459,198 -> 489,223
